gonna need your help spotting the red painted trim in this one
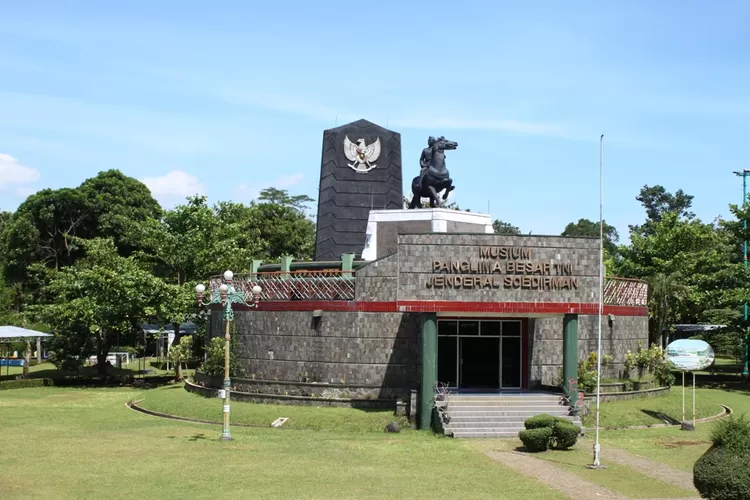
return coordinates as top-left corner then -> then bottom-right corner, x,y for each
522,318 -> 529,389
223,300 -> 648,317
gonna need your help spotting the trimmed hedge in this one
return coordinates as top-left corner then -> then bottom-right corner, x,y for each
524,414 -> 569,430
519,413 -> 581,452
694,415 -> 750,500
0,378 -> 53,390
694,447 -> 750,500
519,427 -> 553,452
551,422 -> 580,450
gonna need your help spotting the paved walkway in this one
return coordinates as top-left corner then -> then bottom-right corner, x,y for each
602,447 -> 697,494
484,447 -> 701,500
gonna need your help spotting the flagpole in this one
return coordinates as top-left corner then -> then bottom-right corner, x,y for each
593,134 -> 604,468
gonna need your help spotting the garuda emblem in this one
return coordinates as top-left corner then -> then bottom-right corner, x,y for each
343,135 -> 381,173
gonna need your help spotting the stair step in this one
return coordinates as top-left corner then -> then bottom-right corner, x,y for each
447,415 -> 580,423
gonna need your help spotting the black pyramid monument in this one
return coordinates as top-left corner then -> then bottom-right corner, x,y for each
314,119 -> 403,260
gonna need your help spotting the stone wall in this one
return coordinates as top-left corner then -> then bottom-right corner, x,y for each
355,253 -> 398,301
396,234 -> 599,303
223,309 -> 421,400
528,314 -> 648,388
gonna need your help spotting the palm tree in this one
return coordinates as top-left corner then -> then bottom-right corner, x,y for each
648,272 -> 690,347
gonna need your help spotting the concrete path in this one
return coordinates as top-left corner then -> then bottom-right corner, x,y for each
602,447 -> 698,495
484,449 -> 701,500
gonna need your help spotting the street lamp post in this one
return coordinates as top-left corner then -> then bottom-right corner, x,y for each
196,270 -> 262,441
733,169 -> 750,377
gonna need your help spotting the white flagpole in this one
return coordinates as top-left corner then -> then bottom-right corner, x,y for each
593,134 -> 604,467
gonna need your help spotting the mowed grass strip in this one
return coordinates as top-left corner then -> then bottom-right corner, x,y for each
474,438 -> 696,499
591,386 -> 733,429
136,384 -> 411,432
0,387 -> 565,500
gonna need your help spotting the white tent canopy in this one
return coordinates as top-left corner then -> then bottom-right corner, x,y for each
0,326 -> 53,339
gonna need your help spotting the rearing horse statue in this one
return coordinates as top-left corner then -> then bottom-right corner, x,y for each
408,136 -> 457,208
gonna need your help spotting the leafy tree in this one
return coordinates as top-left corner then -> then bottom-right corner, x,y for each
168,334 -> 193,381
246,188 -> 315,261
493,220 -> 521,235
648,272 -> 690,347
2,188 -> 90,282
77,170 -> 162,257
561,218 -> 619,257
29,238 -> 175,375
636,184 -> 694,222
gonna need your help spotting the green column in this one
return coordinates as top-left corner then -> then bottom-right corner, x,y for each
420,313 -> 437,430
251,259 -> 263,279
280,255 -> 293,280
562,314 -> 579,400
341,252 -> 355,278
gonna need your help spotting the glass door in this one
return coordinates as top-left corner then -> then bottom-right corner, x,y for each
500,321 -> 522,389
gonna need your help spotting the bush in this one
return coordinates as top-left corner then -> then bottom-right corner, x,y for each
0,378 -> 53,390
710,414 -> 750,452
521,414 -> 581,451
551,422 -> 580,450
519,427 -> 553,452
524,414 -> 567,430
694,446 -> 750,500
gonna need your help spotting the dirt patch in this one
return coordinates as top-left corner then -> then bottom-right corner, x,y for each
657,438 -> 711,449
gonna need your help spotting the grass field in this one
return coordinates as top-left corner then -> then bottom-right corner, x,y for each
586,384 -> 743,428
0,358 -> 181,381
0,387 -> 566,500
137,384 -> 410,432
473,438 -> 697,499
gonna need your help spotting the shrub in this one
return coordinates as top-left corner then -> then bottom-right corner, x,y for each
0,378 -> 53,390
551,422 -> 580,450
694,446 -> 750,500
199,336 -> 243,378
710,414 -> 750,452
524,414 -> 567,430
519,427 -> 553,452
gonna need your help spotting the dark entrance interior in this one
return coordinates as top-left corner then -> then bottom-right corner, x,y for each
436,319 -> 523,390
460,337 -> 499,388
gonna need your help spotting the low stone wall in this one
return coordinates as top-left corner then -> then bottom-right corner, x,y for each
599,380 -> 658,393
584,386 -> 670,403
189,373 -> 399,409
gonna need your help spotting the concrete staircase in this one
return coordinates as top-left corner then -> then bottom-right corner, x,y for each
440,392 -> 582,439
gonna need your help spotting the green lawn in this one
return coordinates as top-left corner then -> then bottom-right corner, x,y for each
137,383 -> 411,432
473,437 -> 696,499
587,385 -> 742,428
598,383 -> 750,472
0,358 -> 180,381
0,387 -> 566,500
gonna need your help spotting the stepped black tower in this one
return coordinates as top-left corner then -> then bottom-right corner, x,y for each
314,119 -> 403,260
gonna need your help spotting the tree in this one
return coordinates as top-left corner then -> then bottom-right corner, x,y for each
648,272 -> 690,347
561,218 -> 619,257
636,184 -> 694,222
246,188 -> 316,261
168,334 -> 193,381
29,238 -> 174,375
493,220 -> 521,235
77,169 -> 163,257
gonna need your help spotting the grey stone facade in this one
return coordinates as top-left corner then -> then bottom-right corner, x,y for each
214,309 -> 421,400
528,314 -> 649,388
396,234 -> 600,303
218,233 -> 649,400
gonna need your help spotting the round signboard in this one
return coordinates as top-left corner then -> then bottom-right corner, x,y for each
666,339 -> 715,372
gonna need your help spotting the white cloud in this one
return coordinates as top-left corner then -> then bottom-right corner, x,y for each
234,173 -> 305,201
141,170 -> 205,206
0,153 -> 41,189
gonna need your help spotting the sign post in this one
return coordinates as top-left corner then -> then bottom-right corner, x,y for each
666,339 -> 715,431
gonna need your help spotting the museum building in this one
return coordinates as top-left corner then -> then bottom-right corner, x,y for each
203,119 -> 649,431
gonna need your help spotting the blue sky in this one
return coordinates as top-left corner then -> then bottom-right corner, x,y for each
0,1 -> 747,242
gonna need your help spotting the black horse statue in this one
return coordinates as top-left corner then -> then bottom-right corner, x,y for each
408,136 -> 457,208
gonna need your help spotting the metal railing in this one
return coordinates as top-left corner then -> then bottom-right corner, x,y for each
602,276 -> 648,307
209,271 -> 648,306
209,270 -> 356,302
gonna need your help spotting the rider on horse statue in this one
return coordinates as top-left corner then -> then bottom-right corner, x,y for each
409,135 -> 457,209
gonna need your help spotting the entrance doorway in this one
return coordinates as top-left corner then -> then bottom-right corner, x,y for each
436,319 -> 523,390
